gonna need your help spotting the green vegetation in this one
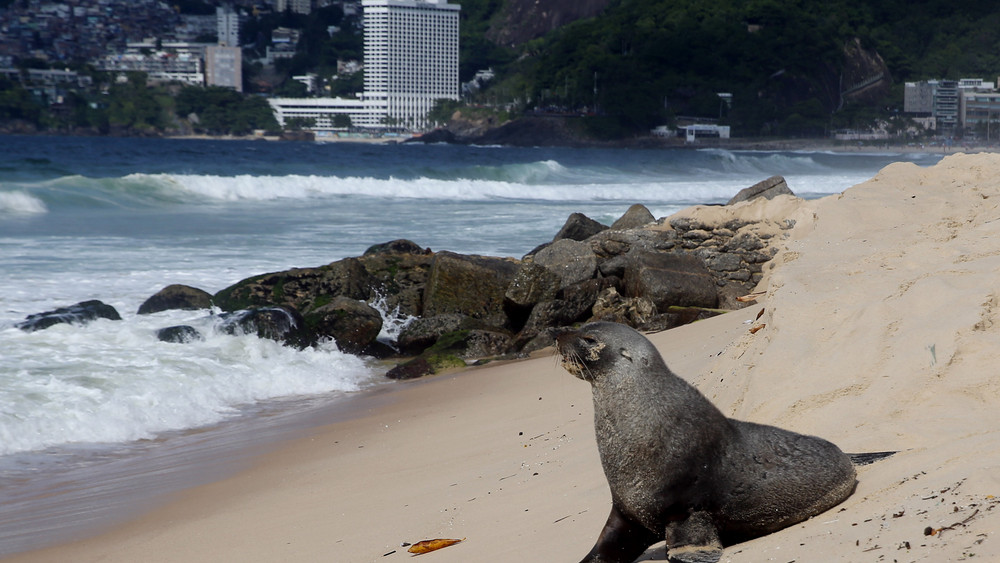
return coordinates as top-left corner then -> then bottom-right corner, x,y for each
175,86 -> 279,135
470,0 -> 1000,138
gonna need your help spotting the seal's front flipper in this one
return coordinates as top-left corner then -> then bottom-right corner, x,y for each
848,451 -> 896,466
666,511 -> 723,563
579,506 -> 658,563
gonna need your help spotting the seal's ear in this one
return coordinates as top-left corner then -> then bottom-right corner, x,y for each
620,348 -> 632,362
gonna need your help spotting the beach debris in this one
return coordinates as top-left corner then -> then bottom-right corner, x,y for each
749,324 -> 766,334
736,291 -> 766,303
755,307 -> 765,320
407,538 -> 465,554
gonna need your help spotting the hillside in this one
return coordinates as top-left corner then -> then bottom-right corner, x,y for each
468,0 -> 1000,138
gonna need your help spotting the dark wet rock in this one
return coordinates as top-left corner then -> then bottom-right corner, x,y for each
360,340 -> 398,359
611,204 -> 656,230
726,175 -> 794,205
422,251 -> 519,327
533,238 -> 597,289
396,313 -> 469,355
553,212 -> 608,242
560,276 -> 620,317
156,325 -> 203,343
303,296 -> 383,354
405,128 -> 462,145
461,329 -> 513,358
518,326 -> 563,355
622,250 -> 718,310
589,228 -> 678,262
138,284 -> 213,315
363,239 -> 432,256
18,300 -> 122,332
513,299 -> 587,350
386,357 -> 435,380
219,306 -> 311,347
504,262 -> 562,310
213,240 -> 433,319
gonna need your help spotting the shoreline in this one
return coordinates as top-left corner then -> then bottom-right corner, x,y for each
0,383 -> 402,558
4,129 -> 995,153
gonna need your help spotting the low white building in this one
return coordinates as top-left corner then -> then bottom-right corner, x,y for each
681,124 -> 730,142
268,97 -> 388,131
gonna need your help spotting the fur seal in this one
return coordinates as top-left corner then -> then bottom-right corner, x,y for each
557,322 -> 859,563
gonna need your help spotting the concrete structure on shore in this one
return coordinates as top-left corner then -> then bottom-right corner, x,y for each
269,0 -> 460,133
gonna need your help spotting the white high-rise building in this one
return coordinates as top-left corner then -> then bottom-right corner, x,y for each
270,0 -> 460,134
362,0 -> 460,130
217,5 -> 240,48
277,0 -> 314,15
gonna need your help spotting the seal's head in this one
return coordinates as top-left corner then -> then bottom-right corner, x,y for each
556,322 -> 655,382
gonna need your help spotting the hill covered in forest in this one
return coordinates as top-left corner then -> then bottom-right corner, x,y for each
462,0 -> 1000,137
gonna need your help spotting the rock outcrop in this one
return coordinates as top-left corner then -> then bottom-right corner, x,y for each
118,179 -> 800,379
17,300 -> 122,332
137,284 -> 213,315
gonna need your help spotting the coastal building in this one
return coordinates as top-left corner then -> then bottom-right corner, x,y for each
960,91 -> 1000,140
206,46 -> 242,92
217,5 -> 240,48
269,0 -> 461,133
362,0 -> 461,130
905,78 -> 997,135
267,96 -> 387,131
277,0 -> 315,14
96,45 -> 207,86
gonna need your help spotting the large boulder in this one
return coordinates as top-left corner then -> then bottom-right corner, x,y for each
553,212 -> 608,242
422,251 -> 519,328
726,175 -> 794,205
396,313 -> 469,355
303,296 -> 383,354
386,328 -> 510,380
610,203 -> 656,230
156,325 -> 203,343
138,284 -> 213,315
18,300 -> 122,332
218,306 -> 311,348
504,262 -> 561,310
532,238 -> 597,289
622,250 -> 718,310
213,239 -> 433,319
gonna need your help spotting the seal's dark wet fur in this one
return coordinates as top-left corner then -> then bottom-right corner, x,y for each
558,322 -> 859,563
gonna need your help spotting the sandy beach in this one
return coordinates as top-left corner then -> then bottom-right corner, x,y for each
8,153 -> 1000,562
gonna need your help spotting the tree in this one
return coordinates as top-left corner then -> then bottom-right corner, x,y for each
333,113 -> 352,129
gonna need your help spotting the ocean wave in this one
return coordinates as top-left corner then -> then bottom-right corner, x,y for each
0,191 -> 48,215
696,148 -> 831,175
0,313 -> 377,457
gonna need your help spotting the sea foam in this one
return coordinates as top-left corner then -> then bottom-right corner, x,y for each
0,191 -> 47,215
0,311 -> 377,457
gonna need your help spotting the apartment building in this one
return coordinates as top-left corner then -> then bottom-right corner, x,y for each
270,0 -> 460,133
362,0 -> 460,130
905,78 -> 1000,136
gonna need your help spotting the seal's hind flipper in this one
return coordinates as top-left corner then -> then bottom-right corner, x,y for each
668,544 -> 723,563
666,511 -> 723,563
848,451 -> 897,466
